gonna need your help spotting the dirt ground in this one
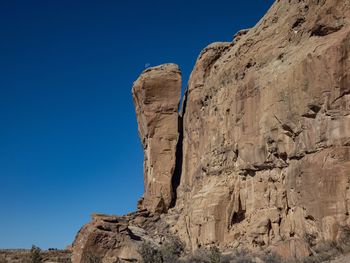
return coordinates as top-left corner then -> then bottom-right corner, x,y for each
0,249 -> 71,263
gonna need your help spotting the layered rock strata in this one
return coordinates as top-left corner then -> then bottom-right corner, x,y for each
72,0 -> 350,261
72,211 -> 170,262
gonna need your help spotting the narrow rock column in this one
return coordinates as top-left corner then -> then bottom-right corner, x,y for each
132,63 -> 181,213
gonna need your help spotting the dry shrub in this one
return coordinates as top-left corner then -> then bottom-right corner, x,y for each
228,249 -> 255,263
138,241 -> 162,263
261,252 -> 285,263
138,235 -> 184,263
301,226 -> 350,263
0,256 -> 8,263
302,240 -> 340,263
179,246 -> 222,263
31,246 -> 42,263
81,252 -> 103,263
183,247 -> 255,263
160,236 -> 184,263
337,225 -> 350,252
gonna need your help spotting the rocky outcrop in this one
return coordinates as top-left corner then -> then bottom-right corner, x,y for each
72,213 -> 140,263
132,63 -> 182,213
72,0 -> 350,261
72,211 -> 171,263
172,0 -> 350,259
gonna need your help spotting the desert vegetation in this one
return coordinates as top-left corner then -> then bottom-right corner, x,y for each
138,235 -> 184,263
81,252 -> 102,263
137,231 -> 350,263
0,246 -> 71,263
138,239 -> 284,263
29,245 -> 43,263
301,226 -> 350,263
180,248 -> 285,263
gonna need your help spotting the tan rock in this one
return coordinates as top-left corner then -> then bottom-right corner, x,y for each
73,0 -> 350,261
71,214 -> 140,263
71,211 -> 172,263
271,238 -> 310,261
132,63 -> 182,213
174,0 -> 350,255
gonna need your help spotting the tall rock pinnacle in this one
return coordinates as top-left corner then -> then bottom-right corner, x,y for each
132,63 -> 182,213
72,1 -> 350,262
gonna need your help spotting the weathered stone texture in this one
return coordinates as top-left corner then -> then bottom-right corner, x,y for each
71,211 -> 169,263
132,63 -> 182,213
172,0 -> 350,259
73,0 -> 350,261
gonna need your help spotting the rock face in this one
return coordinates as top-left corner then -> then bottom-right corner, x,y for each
132,63 -> 182,213
72,212 -> 170,263
72,0 -> 350,261
72,213 -> 140,263
173,0 -> 350,258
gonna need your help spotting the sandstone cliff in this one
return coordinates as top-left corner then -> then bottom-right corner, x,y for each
72,0 -> 350,262
132,64 -> 182,213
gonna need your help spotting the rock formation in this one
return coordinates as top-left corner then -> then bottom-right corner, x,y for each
172,1 -> 350,259
132,64 -> 182,213
72,0 -> 350,262
72,211 -> 172,263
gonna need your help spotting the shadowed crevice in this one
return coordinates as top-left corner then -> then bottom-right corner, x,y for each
170,89 -> 188,208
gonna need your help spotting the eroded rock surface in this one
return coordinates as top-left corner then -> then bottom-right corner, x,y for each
132,63 -> 182,213
72,211 -> 171,263
172,0 -> 350,259
73,0 -> 350,261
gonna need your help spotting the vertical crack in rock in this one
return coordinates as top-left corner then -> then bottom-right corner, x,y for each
132,63 -> 182,213
72,1 -> 350,262
170,89 -> 188,208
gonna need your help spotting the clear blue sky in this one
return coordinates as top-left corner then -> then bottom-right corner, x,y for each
0,0 -> 274,249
